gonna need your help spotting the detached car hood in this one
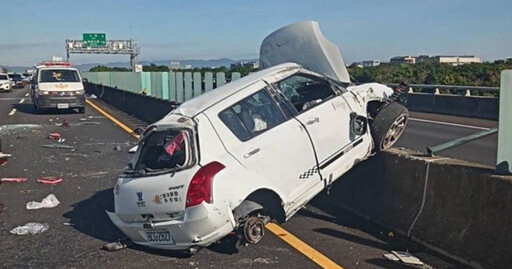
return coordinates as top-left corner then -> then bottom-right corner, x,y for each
260,21 -> 350,83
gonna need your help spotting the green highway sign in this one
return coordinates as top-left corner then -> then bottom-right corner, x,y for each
83,33 -> 106,47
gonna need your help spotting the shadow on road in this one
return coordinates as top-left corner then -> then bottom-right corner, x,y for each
365,258 -> 418,269
14,103 -> 80,115
63,188 -> 242,257
313,227 -> 389,250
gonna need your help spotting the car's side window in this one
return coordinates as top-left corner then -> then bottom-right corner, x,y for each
275,74 -> 336,113
219,89 -> 286,141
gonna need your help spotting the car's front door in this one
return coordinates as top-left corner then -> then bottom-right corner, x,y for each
272,74 -> 356,183
208,81 -> 320,212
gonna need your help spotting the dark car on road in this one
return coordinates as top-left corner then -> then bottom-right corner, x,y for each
8,73 -> 25,88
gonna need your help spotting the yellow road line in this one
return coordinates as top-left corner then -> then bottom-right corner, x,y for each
266,223 -> 344,269
85,99 -> 140,139
87,98 -> 343,269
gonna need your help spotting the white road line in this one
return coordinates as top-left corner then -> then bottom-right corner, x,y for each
409,117 -> 490,131
19,98 -> 25,104
25,93 -> 29,97
8,108 -> 16,116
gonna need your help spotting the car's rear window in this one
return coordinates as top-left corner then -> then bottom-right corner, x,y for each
0,75 -> 7,80
134,129 -> 193,172
40,69 -> 80,83
9,74 -> 22,80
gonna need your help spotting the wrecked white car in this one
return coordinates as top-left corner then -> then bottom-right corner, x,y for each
107,21 -> 409,253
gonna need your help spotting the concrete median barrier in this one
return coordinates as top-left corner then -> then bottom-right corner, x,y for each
322,148 -> 511,269
406,93 -> 499,120
84,82 -> 177,123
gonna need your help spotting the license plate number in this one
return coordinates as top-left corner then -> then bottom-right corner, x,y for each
146,230 -> 172,242
57,103 -> 69,109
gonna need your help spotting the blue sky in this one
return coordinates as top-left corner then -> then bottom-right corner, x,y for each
1,0 -> 511,66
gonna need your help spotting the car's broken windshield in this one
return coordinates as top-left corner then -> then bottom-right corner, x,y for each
134,129 -> 192,172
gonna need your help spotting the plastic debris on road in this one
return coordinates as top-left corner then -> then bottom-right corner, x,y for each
1,178 -> 28,183
0,153 -> 12,159
36,176 -> 63,185
48,133 -> 61,140
113,146 -> 121,151
10,223 -> 49,235
384,251 -> 424,265
128,145 -> 138,153
26,194 -> 60,210
60,120 -> 70,127
90,94 -> 97,99
41,144 -> 74,149
103,239 -> 131,251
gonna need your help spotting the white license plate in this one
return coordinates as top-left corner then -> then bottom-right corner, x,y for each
57,103 -> 69,109
146,230 -> 173,243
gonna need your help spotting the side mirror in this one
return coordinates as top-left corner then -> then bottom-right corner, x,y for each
350,112 -> 368,136
82,78 -> 88,83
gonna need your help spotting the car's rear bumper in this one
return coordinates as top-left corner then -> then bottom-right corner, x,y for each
35,95 -> 85,108
107,202 -> 235,250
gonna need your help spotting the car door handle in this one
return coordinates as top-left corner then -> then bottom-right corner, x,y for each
243,148 -> 260,158
306,117 -> 320,125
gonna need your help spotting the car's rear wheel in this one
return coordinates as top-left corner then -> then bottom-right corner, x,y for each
370,102 -> 409,151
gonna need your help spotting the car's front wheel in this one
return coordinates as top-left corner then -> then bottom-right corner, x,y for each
370,102 -> 409,151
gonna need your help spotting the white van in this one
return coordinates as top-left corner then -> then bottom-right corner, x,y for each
31,62 -> 85,113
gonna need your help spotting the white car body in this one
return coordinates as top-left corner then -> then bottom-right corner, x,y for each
107,21 -> 402,252
0,73 -> 12,92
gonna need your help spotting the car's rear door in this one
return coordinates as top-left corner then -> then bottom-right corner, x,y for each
206,81 -> 320,209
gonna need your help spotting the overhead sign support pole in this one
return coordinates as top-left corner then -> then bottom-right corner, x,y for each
496,70 -> 512,175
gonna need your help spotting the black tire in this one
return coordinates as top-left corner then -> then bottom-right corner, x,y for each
78,107 -> 85,114
370,102 -> 409,151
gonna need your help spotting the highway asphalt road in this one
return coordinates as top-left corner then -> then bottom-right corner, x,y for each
0,86 -> 474,269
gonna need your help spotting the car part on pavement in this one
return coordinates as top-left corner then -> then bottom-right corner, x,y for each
48,133 -> 61,140
370,102 -> 409,150
41,144 -> 74,149
36,176 -> 63,185
103,239 -> 132,251
1,178 -> 27,183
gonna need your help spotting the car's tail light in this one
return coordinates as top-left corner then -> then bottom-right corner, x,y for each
185,162 -> 225,208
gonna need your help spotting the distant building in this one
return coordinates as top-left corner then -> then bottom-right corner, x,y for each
416,55 -> 436,64
435,55 -> 481,66
230,61 -> 259,69
390,56 -> 416,64
184,65 -> 192,69
170,61 -> 181,70
391,55 -> 481,65
362,60 -> 381,67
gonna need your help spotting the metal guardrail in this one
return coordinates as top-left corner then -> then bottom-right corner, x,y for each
426,128 -> 498,157
385,83 -> 499,95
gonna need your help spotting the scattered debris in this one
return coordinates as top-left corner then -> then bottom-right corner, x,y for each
10,223 -> 49,235
90,94 -> 97,99
128,145 -> 138,153
113,146 -> 121,151
1,178 -> 28,183
388,231 -> 394,237
83,171 -> 108,178
0,152 -> 12,159
0,124 -> 42,135
36,176 -> 63,185
63,222 -> 75,226
384,251 -> 424,265
49,119 -> 54,122
79,118 -> 88,121
0,200 -> 5,212
103,239 -> 131,251
20,190 -> 34,194
26,194 -> 60,210
41,144 -> 74,149
57,138 -> 66,143
78,121 -> 100,126
62,153 -> 89,157
60,120 -> 70,127
48,133 -> 61,140
64,157 -> 70,161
